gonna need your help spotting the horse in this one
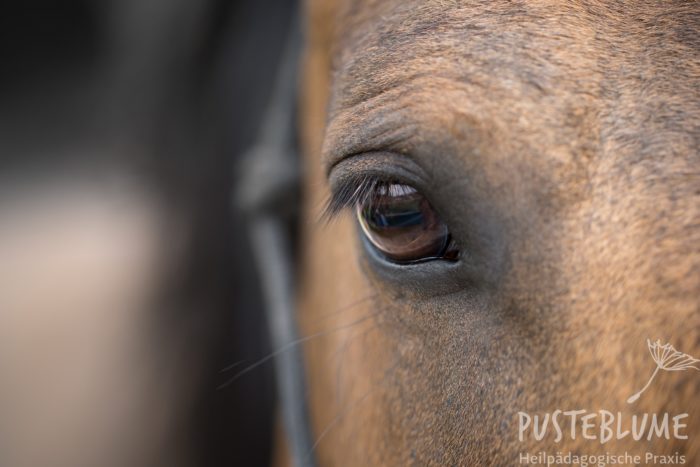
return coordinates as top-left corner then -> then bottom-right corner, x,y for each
294,1 -> 700,465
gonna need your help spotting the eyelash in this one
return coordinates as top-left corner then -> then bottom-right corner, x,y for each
322,174 -> 395,221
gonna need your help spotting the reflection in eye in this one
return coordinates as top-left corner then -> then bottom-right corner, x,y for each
356,182 -> 458,263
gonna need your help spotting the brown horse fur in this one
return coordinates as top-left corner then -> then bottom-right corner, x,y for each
297,1 -> 700,465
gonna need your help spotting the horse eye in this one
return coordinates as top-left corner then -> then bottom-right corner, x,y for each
356,182 -> 458,263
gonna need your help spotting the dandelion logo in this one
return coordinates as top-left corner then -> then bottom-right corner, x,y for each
627,339 -> 700,404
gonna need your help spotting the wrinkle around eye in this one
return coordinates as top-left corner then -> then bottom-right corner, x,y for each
322,120 -> 419,177
320,85 -> 426,175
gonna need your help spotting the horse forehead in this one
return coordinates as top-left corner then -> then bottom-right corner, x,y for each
330,3 -> 593,114
331,1 -> 698,102
335,0 -> 697,39
329,1 -> 699,164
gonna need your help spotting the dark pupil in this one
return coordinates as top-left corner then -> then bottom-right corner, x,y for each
357,183 -> 450,262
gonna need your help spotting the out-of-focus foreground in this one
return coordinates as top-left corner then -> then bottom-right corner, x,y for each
0,2 -> 294,466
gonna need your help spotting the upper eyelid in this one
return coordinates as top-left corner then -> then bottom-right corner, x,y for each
322,175 -> 381,221
323,151 -> 432,220
322,173 -> 420,221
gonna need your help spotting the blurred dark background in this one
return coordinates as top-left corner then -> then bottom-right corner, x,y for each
0,1 -> 298,466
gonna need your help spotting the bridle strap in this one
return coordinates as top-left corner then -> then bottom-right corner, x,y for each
236,5 -> 317,467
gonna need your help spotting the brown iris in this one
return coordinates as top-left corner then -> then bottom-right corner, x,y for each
356,182 -> 458,263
